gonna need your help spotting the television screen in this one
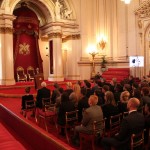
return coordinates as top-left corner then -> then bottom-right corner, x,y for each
129,56 -> 144,67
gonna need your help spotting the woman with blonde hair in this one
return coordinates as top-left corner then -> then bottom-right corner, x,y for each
65,82 -> 73,96
118,91 -> 130,113
69,83 -> 81,107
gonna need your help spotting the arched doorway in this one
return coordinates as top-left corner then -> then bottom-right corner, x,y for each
13,2 -> 43,81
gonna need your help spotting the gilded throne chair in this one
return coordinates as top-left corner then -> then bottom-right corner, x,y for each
16,66 -> 27,82
27,66 -> 35,81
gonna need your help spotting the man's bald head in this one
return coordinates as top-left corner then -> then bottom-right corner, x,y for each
127,98 -> 140,111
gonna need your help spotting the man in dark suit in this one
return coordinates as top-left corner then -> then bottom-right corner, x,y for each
36,81 -> 51,108
101,97 -> 145,150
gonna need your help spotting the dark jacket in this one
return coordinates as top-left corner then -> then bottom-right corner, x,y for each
36,87 -> 50,108
115,111 -> 145,141
57,101 -> 75,125
102,104 -> 119,129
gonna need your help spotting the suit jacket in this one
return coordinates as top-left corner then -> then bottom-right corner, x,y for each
36,87 -> 51,108
115,111 -> 145,142
82,105 -> 103,133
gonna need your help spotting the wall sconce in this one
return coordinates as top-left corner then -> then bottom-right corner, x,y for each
99,39 -> 106,50
121,0 -> 131,4
46,47 -> 49,57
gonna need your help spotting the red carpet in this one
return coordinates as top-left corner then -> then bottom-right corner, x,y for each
0,81 -> 103,150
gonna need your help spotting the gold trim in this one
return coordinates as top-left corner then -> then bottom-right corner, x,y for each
62,34 -> 80,42
48,32 -> 62,38
0,27 -> 13,34
40,37 -> 49,41
16,17 -> 39,25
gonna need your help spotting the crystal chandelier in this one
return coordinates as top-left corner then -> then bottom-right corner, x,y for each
121,0 -> 131,4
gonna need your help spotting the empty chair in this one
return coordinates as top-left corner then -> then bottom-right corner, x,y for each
27,66 -> 35,81
79,118 -> 106,150
36,98 -> 56,132
16,66 -> 27,82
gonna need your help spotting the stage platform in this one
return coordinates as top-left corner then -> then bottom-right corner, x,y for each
0,80 -> 77,98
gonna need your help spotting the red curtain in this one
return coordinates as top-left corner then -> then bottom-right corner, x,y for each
13,3 -> 43,81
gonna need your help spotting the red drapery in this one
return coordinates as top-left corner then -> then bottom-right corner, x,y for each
13,3 -> 43,81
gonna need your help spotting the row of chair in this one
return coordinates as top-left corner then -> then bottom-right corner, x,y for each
16,66 -> 36,82
21,99 -> 148,150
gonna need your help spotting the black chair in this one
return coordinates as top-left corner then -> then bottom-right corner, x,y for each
107,113 -> 122,137
130,130 -> 145,150
22,100 -> 35,119
36,98 -> 56,131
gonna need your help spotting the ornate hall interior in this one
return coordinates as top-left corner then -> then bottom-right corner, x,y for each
0,0 -> 149,85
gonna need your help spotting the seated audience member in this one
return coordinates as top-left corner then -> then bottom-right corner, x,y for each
77,87 -> 89,122
91,79 -> 100,94
109,78 -> 117,93
101,98 -> 145,150
21,87 -> 34,110
94,88 -> 103,105
65,82 -> 73,96
118,91 -> 130,113
36,81 -> 51,108
54,87 -> 64,114
101,84 -> 110,105
72,95 -> 103,146
144,103 -> 150,146
51,82 -> 60,104
114,83 -> 123,103
141,87 -> 150,106
69,83 -> 81,108
132,88 -> 143,112
128,75 -> 135,86
123,83 -> 132,96
57,92 -> 75,135
101,91 -> 119,130
83,80 -> 92,98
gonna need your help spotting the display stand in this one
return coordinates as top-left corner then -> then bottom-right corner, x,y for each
34,73 -> 44,89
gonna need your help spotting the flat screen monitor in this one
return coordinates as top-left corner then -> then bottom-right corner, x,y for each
129,56 -> 144,67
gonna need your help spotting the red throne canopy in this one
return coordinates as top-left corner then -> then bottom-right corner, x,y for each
13,2 -> 43,81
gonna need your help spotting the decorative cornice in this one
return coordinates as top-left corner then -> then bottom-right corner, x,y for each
0,27 -> 13,34
40,36 -> 49,41
135,0 -> 150,18
62,34 -> 80,42
48,32 -> 62,38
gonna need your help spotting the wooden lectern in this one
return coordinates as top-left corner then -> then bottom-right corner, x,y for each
34,73 -> 44,89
